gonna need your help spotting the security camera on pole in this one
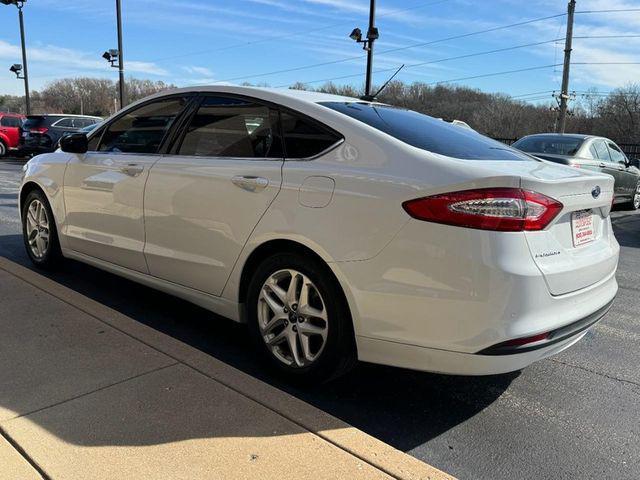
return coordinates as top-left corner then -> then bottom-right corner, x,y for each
349,0 -> 379,99
2,0 -> 30,114
101,0 -> 126,110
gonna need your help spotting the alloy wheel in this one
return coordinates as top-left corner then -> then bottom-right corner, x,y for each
25,199 -> 50,259
634,184 -> 640,209
257,269 -> 329,368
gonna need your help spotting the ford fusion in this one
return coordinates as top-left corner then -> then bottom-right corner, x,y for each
19,86 -> 619,382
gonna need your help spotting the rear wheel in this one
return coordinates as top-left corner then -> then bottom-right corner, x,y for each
21,190 -> 63,269
247,252 -> 357,383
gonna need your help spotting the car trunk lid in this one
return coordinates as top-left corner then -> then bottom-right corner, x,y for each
465,160 -> 617,295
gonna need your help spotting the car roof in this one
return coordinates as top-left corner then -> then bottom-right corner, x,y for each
518,133 -> 595,141
163,85 -> 364,104
27,114 -> 102,119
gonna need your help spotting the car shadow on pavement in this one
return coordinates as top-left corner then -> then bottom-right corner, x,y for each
611,211 -> 640,248
0,232 -> 516,452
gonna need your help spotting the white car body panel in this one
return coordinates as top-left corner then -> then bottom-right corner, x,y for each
62,151 -> 158,273
20,85 -> 619,376
143,155 -> 283,296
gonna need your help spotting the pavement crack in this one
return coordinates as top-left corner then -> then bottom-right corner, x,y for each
551,358 -> 640,394
5,362 -> 179,422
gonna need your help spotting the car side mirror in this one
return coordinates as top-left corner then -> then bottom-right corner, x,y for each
60,133 -> 88,154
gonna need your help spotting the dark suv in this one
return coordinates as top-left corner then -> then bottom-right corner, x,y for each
513,133 -> 640,210
20,114 -> 102,155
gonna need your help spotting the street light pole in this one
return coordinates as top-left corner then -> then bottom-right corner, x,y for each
116,0 -> 126,109
17,2 -> 30,114
364,0 -> 376,97
2,0 -> 30,114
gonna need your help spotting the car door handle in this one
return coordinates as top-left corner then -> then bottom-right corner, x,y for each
232,175 -> 269,192
598,163 -> 607,168
120,164 -> 144,176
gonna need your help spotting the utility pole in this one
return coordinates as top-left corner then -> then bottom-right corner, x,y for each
116,0 -> 126,109
557,0 -> 576,133
365,0 -> 376,97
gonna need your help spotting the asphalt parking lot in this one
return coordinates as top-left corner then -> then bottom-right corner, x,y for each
1,158 -> 639,480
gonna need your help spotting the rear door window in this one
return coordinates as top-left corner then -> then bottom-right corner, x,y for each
322,102 -> 529,161
607,142 -> 626,165
54,118 -> 74,128
280,111 -> 341,158
177,96 -> 282,158
99,97 -> 189,154
593,140 -> 611,162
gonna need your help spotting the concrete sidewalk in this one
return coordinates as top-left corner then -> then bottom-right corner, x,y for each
0,257 -> 452,480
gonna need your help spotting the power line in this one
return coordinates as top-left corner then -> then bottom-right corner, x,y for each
575,8 -> 640,14
372,13 -> 567,57
149,0 -> 454,63
280,38 -> 565,87
574,35 -> 640,40
573,62 -> 640,66
219,12 -> 567,83
423,64 -> 563,86
510,90 -> 555,98
285,59 -> 640,91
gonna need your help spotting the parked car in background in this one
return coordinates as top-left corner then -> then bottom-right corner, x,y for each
20,86 -> 618,382
0,112 -> 25,157
53,122 -> 103,151
513,133 -> 640,210
20,114 -> 102,155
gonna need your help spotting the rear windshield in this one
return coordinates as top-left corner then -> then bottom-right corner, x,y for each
23,116 -> 46,129
512,136 -> 584,156
320,102 -> 531,161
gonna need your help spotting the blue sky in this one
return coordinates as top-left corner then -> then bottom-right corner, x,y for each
0,0 -> 638,102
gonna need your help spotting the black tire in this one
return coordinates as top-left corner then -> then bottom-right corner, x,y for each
624,182 -> 640,211
0,140 -> 7,157
21,189 -> 63,269
246,252 -> 357,384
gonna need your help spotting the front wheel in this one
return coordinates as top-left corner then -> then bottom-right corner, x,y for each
632,182 -> 640,210
246,252 -> 357,384
623,182 -> 640,210
21,190 -> 63,269
0,140 -> 6,157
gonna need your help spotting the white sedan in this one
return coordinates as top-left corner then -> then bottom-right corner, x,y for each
20,86 -> 619,382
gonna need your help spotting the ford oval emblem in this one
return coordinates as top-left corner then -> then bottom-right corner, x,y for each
592,186 -> 601,199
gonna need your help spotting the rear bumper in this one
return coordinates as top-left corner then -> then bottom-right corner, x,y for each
478,298 -> 613,355
337,218 -> 618,373
356,328 -> 591,376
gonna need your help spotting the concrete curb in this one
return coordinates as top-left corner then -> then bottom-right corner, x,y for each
0,256 -> 453,480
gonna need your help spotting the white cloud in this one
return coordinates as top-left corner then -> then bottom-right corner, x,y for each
182,66 -> 215,77
0,40 -> 168,92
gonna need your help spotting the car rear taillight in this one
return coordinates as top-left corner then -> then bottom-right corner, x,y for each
402,187 -> 563,232
30,127 -> 48,134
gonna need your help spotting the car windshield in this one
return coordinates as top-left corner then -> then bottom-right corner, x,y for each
512,136 -> 584,156
320,102 -> 531,161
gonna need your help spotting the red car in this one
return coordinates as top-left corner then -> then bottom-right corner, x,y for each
0,112 -> 25,157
